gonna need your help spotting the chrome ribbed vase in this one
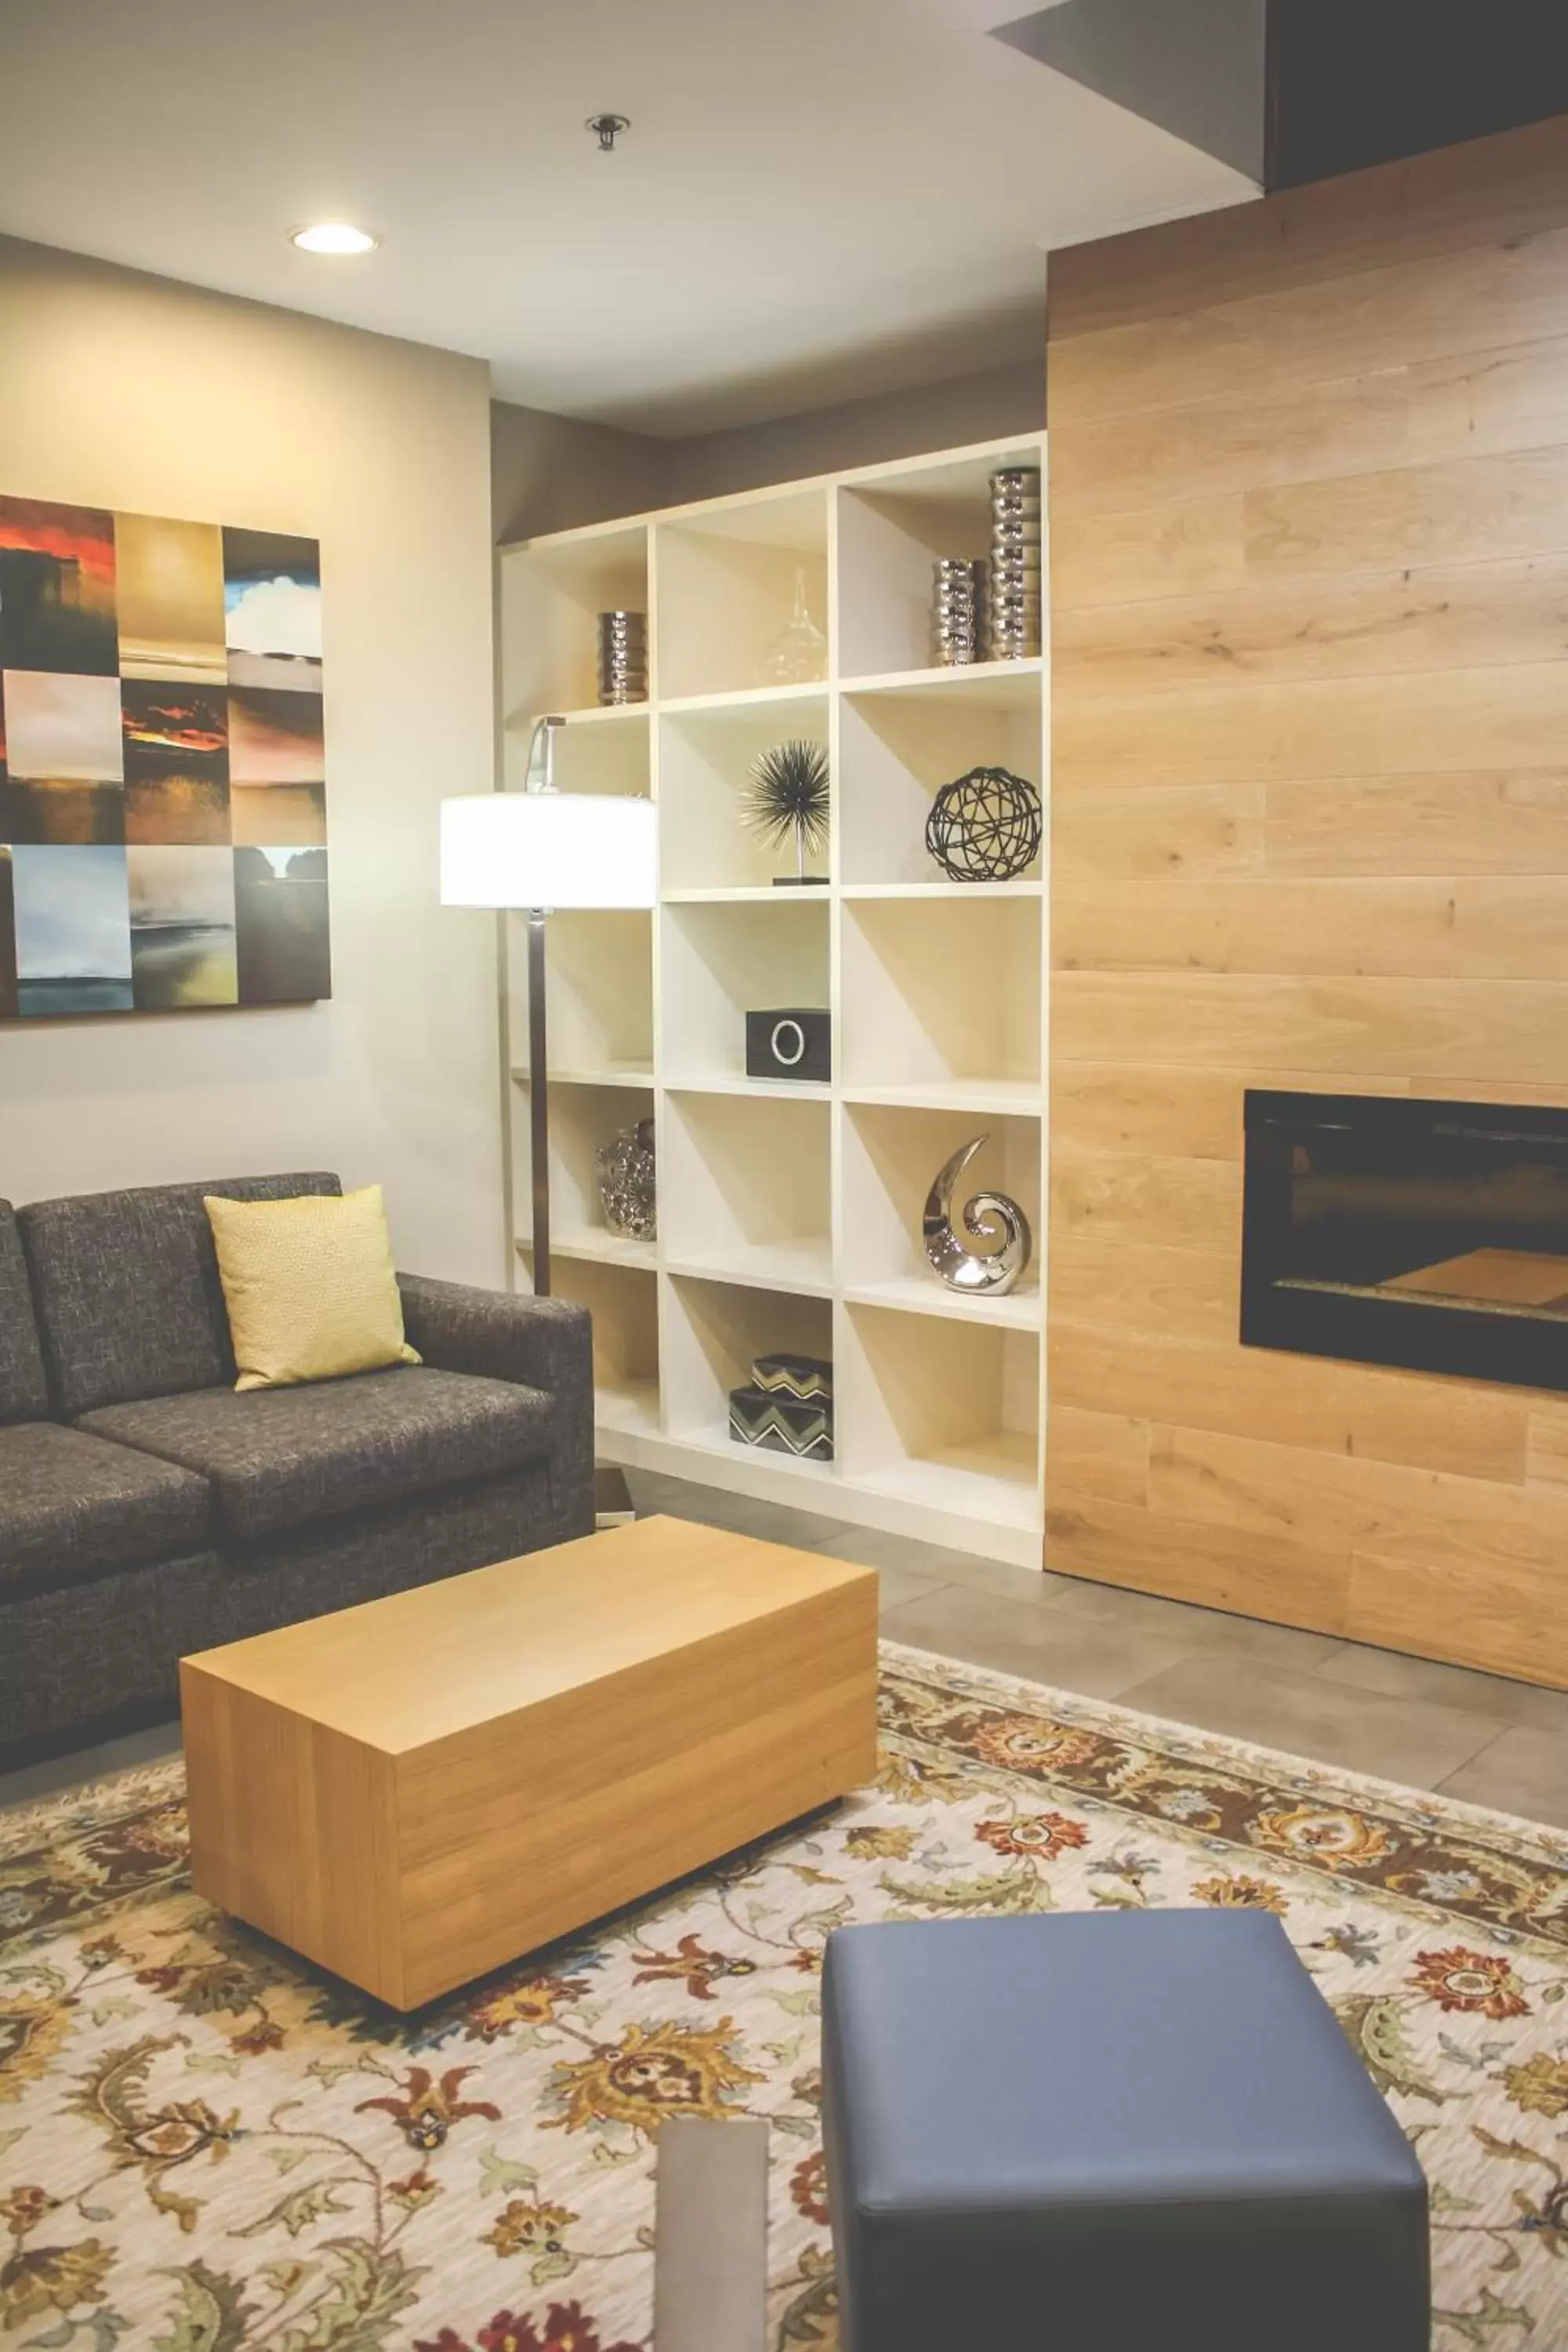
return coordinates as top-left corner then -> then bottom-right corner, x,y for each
986,467 -> 1042,661
597,609 -> 648,706
931,556 -> 985,666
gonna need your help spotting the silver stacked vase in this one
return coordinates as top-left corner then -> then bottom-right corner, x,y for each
597,609 -> 648,706
931,556 -> 985,666
986,467 -> 1042,661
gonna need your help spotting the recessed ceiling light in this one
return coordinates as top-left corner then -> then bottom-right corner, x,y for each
289,222 -> 379,256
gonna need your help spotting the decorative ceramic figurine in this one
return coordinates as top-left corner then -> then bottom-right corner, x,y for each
923,1134 -> 1032,1297
596,1117 -> 656,1240
926,765 -> 1042,882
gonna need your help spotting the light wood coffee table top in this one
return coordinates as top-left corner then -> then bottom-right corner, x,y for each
181,1516 -> 879,2009
191,1512 -> 868,1748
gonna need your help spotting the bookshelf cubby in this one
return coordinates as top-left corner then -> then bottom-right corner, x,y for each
499,432 -> 1048,1563
660,695 -> 830,891
510,908 -> 653,1082
511,1079 -> 656,1268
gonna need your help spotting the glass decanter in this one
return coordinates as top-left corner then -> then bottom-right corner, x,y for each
762,566 -> 827,685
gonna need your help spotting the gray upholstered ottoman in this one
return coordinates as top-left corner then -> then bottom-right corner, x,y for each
822,1911 -> 1428,2352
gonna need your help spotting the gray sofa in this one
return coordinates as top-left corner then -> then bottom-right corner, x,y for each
0,1172 -> 593,1763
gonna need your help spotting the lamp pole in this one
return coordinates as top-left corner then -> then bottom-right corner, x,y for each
527,907 -> 550,1297
524,714 -> 565,1299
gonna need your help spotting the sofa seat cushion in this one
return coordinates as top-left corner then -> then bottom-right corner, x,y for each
0,1421 -> 213,1595
79,1366 -> 553,1544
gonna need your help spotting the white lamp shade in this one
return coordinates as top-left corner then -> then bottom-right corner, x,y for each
441,793 -> 658,910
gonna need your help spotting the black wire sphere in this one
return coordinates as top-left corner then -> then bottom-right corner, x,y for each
925,765 -> 1043,883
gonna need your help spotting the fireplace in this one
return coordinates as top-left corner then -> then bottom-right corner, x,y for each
1241,1090 -> 1568,1392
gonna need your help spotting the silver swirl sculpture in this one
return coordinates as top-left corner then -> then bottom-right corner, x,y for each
923,1134 -> 1033,1298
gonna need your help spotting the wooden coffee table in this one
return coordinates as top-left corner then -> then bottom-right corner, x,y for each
180,1515 -> 878,2009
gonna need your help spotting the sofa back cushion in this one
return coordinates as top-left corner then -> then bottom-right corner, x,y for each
0,1202 -> 50,1426
19,1174 -> 342,1417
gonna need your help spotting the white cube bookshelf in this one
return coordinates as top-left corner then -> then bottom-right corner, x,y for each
499,432 -> 1048,1565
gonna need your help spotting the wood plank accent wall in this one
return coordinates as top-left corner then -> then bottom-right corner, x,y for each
1045,117 -> 1568,1690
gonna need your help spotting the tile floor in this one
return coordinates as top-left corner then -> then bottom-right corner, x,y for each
627,1468 -> 1568,1830
5,1471 -> 1567,1830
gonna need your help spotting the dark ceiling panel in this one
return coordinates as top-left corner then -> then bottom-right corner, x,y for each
1268,0 -> 1568,190
993,0 -> 1267,184
996,0 -> 1568,195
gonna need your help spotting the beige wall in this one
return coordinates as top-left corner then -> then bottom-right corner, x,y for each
0,236 -> 504,1283
489,360 -> 1045,539
491,397 -> 670,543
662,361 -> 1044,505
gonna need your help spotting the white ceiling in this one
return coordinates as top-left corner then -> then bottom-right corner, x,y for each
0,0 -> 1254,436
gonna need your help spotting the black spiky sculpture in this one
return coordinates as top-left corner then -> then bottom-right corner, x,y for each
743,739 -> 830,886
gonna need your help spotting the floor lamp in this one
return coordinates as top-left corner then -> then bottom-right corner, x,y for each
441,719 -> 659,1299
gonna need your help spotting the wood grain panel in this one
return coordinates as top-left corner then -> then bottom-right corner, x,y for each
1407,336 -> 1568,466
1052,339 -> 1568,523
1048,1236 -> 1236,1345
1049,122 -> 1568,1687
1447,880 -> 1568,981
1050,495 -> 1243,609
1345,1550 -> 1568,1688
1051,372 -> 1409,519
1051,1065 -> 1410,1162
1046,1406 -> 1150,1508
1051,225 -> 1568,425
1050,1149 -> 1240,1254
1246,447 -> 1568,583
1048,116 -> 1568,339
1054,558 -> 1568,701
1054,878 -> 1460,978
1048,1323 -> 1528,1486
1054,877 -> 1568,982
1054,972 -> 1568,1086
1054,664 -> 1568,788
1263,771 -> 1568,876
1050,1065 -> 1254,1160
1053,782 -> 1263,879
1054,451 -> 1568,613
1045,1495 -> 1352,1632
1149,1421 -> 1568,1581
1524,1408 -> 1568,1488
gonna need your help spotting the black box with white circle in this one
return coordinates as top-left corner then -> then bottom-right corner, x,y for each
746,1007 -> 831,1083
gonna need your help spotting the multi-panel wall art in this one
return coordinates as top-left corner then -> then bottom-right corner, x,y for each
0,497 -> 330,1018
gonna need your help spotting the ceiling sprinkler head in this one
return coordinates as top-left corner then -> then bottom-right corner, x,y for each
586,113 -> 630,152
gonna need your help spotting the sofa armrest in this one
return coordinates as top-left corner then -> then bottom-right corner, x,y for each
398,1273 -> 588,1396
397,1275 -> 594,1538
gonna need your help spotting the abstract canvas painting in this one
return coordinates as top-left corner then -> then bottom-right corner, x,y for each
0,495 -> 329,1018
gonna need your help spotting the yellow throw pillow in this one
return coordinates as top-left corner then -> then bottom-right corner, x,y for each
205,1185 -> 421,1392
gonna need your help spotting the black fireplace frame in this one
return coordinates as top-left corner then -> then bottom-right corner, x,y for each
1241,1088 -> 1568,1393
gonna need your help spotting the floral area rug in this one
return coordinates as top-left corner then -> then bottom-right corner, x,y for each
3,1642 -> 1568,2350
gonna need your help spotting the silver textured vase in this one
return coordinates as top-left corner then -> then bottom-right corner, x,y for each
597,609 -> 648,706
597,1117 -> 656,1240
931,556 -> 985,666
986,467 -> 1042,661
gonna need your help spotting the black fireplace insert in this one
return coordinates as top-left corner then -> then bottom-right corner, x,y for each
1241,1089 -> 1568,1392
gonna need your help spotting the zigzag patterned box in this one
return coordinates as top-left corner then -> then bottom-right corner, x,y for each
728,1354 -> 834,1463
